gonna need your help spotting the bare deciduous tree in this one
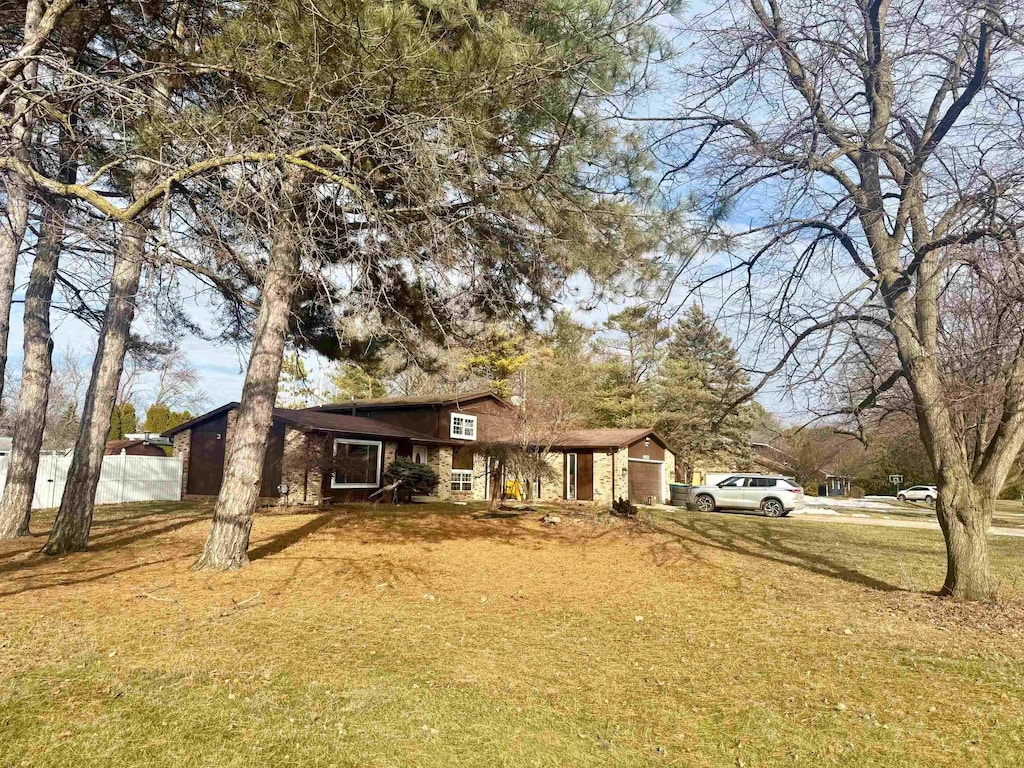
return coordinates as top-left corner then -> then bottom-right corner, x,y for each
655,0 -> 1024,599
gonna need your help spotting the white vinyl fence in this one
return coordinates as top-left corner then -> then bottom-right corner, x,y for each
0,452 -> 182,509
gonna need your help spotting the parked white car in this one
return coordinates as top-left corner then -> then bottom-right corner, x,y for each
689,474 -> 805,517
897,485 -> 938,503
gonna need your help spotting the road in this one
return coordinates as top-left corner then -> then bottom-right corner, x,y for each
790,512 -> 1024,538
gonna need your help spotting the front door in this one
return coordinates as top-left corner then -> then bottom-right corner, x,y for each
576,452 -> 594,501
187,422 -> 227,496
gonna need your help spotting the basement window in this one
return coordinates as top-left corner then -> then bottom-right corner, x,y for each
451,469 -> 473,492
450,413 -> 477,440
330,438 -> 382,489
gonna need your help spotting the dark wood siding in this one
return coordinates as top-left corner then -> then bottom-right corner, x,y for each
348,406 -> 439,436
628,460 -> 662,504
441,398 -> 515,442
628,436 -> 665,461
186,414 -> 228,495
577,451 -> 594,501
259,422 -> 286,498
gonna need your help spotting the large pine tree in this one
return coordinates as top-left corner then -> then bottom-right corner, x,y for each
656,306 -> 753,479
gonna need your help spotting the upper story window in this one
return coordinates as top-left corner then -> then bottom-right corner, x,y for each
450,413 -> 477,440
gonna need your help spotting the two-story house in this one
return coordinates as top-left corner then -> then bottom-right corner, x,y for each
164,390 -> 675,505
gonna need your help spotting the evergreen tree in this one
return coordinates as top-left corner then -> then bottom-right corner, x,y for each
462,329 -> 530,399
594,305 -> 666,427
142,403 -> 192,435
106,403 -> 137,441
329,363 -> 387,402
524,311 -> 603,426
655,306 -> 753,478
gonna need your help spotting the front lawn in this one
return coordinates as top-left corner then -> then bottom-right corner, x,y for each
1,502 -> 1022,766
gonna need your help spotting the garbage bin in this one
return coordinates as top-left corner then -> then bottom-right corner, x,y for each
669,483 -> 690,507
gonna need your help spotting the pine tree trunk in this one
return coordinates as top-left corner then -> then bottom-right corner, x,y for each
42,221 -> 145,554
0,191 -> 67,538
935,480 -> 995,600
0,173 -> 29,408
192,170 -> 304,571
0,0 -> 44,409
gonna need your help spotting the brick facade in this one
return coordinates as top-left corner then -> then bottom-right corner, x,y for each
279,427 -> 318,505
614,447 -> 630,502
538,451 -> 564,501
173,431 -> 191,493
429,445 -> 454,500
470,451 -> 489,500
663,451 -> 676,502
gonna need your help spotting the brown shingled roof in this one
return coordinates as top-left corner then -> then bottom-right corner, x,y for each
272,408 -> 446,443
309,389 -> 512,412
551,428 -> 661,450
163,402 -> 448,444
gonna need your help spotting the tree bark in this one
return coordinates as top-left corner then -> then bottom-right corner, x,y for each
889,290 -> 999,600
0,0 -> 45,408
0,174 -> 29,409
936,491 -> 994,600
42,4 -> 188,553
0,190 -> 67,538
42,221 -> 145,554
487,458 -> 503,511
192,169 -> 304,571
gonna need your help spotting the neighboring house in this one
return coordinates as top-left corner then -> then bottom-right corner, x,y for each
752,440 -> 854,495
164,390 -> 676,505
104,438 -> 168,457
750,442 -> 794,475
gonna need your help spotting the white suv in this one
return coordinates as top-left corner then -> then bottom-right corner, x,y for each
689,474 -> 805,517
897,485 -> 937,503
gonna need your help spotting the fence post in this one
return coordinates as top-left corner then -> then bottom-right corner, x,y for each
120,451 -> 128,504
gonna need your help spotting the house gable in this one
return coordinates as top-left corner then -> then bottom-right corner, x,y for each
310,390 -> 516,442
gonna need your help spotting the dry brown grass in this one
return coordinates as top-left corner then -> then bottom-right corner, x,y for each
1,501 -> 1023,767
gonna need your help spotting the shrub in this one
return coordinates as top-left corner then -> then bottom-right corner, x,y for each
611,496 -> 638,519
385,458 -> 439,495
848,485 -> 865,499
803,484 -> 818,497
1000,483 -> 1024,501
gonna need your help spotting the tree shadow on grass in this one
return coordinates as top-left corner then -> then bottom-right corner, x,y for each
0,515 -> 206,576
248,513 -> 336,561
0,556 -> 183,598
647,515 -> 903,593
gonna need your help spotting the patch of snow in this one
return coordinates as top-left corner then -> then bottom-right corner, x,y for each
790,507 -> 840,516
805,496 -> 896,511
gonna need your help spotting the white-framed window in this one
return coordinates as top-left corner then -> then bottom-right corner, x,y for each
330,438 -> 382,489
450,412 -> 477,440
451,469 -> 473,492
